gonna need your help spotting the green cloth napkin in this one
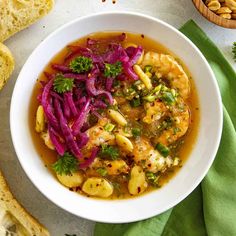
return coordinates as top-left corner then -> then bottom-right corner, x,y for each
94,20 -> 236,236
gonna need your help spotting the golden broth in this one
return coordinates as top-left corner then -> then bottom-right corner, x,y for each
29,32 -> 200,199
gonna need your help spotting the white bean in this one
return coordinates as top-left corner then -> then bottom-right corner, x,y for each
82,177 -> 113,198
116,134 -> 133,152
128,166 -> 148,195
104,159 -> 129,175
35,105 -> 45,133
133,65 -> 152,90
107,109 -> 127,126
57,171 -> 84,188
40,131 -> 54,150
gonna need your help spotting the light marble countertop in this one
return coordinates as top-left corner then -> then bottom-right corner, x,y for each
0,0 -> 235,235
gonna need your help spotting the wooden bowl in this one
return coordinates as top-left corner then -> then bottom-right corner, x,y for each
193,0 -> 236,28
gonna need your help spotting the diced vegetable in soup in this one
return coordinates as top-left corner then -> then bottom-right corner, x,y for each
30,32 -> 199,199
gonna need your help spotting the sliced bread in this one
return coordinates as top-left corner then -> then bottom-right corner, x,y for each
0,170 -> 50,235
0,0 -> 54,42
0,42 -> 14,90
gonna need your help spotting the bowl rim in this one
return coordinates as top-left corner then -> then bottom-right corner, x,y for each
10,11 -> 223,223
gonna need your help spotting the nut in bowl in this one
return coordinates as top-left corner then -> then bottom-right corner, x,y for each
10,12 -> 223,223
193,0 -> 236,28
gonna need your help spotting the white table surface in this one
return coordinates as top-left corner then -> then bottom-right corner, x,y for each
0,0 -> 235,235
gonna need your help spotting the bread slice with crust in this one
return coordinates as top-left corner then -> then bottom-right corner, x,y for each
0,0 -> 54,42
0,170 -> 50,235
0,42 -> 14,90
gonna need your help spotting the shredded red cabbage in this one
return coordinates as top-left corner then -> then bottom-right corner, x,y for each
64,46 -> 92,63
64,92 -> 78,117
62,94 -> 71,119
79,147 -> 99,169
50,91 -> 63,101
93,100 -> 107,109
105,77 -> 113,91
123,62 -> 139,80
41,79 -> 60,130
63,73 -> 87,81
86,76 -> 113,104
38,36 -> 142,167
127,46 -> 143,65
52,64 -> 71,73
77,132 -> 89,148
72,98 -> 91,136
48,125 -> 66,156
54,98 -> 82,159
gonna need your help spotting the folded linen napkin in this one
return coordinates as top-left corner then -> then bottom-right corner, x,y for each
94,20 -> 236,236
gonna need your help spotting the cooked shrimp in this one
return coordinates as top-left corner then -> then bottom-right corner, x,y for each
154,98 -> 190,145
133,138 -> 167,173
141,52 -> 190,99
86,118 -> 115,149
91,158 -> 129,176
143,100 -> 167,124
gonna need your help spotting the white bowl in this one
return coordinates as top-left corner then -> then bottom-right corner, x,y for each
10,12 -> 223,223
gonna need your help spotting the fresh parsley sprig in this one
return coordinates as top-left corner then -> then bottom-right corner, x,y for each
146,172 -> 159,187
104,61 -> 123,78
99,144 -> 119,160
53,74 -> 74,93
52,152 -> 78,175
69,56 -> 93,73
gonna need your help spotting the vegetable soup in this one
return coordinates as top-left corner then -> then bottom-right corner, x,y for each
29,32 -> 199,199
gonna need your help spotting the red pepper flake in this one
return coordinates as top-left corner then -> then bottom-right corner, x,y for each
75,186 -> 81,191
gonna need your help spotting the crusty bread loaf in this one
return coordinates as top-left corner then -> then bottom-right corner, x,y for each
0,170 -> 50,236
0,42 -> 14,90
0,0 -> 54,42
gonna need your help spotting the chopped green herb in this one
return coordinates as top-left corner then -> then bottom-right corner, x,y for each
155,143 -> 170,157
161,91 -> 176,105
104,123 -> 116,132
130,98 -> 141,107
233,42 -> 236,62
151,74 -> 158,81
173,127 -> 181,135
52,152 -> 78,175
112,182 -> 121,191
113,91 -> 124,97
142,85 -> 162,102
145,172 -> 159,186
113,79 -> 121,87
126,87 -> 136,94
158,117 -> 173,131
143,94 -> 157,102
104,61 -> 123,78
96,167 -> 108,176
53,74 -> 74,93
69,56 -> 93,73
141,159 -> 146,167
153,84 -> 162,94
132,128 -> 141,137
144,65 -> 153,73
99,144 -> 119,160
